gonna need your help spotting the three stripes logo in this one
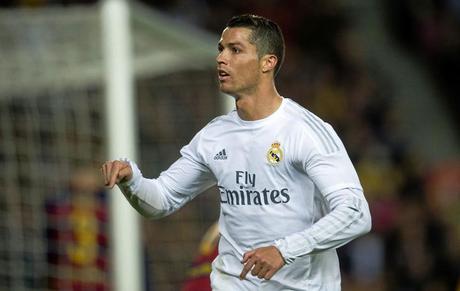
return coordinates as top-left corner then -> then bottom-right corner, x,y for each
214,149 -> 228,160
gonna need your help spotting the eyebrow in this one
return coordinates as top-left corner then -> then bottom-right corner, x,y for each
218,41 -> 245,47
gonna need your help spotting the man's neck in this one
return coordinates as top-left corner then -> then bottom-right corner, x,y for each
235,86 -> 282,121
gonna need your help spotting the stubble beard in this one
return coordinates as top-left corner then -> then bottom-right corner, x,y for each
224,83 -> 259,99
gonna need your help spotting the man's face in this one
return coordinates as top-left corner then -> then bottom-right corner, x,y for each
216,27 -> 262,96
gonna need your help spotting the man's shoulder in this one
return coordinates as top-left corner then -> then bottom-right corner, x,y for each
202,110 -> 238,130
283,98 -> 342,154
283,98 -> 332,128
284,98 -> 318,121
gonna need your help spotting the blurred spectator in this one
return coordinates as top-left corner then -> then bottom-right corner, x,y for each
425,161 -> 460,289
384,195 -> 457,291
181,222 -> 219,291
45,168 -> 110,290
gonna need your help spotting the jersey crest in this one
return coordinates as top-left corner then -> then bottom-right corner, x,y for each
267,141 -> 283,165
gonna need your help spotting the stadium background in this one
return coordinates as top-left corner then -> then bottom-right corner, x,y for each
0,0 -> 459,290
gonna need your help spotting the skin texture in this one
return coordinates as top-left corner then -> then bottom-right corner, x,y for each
101,160 -> 132,189
217,27 -> 282,121
101,26 -> 285,282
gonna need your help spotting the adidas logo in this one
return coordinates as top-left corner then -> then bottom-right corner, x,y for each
214,149 -> 228,160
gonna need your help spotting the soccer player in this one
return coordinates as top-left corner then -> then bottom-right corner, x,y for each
101,14 -> 372,291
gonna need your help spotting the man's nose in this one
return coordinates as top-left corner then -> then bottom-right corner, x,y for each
216,51 -> 227,64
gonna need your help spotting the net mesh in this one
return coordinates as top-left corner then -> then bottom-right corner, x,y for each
0,88 -> 107,290
136,72 -> 221,291
0,4 -> 220,291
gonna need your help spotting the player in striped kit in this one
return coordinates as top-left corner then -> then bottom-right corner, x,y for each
101,14 -> 371,291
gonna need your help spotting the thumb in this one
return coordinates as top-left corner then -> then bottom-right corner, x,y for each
116,164 -> 133,183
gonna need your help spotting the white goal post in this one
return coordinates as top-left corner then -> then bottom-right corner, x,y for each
101,1 -> 142,291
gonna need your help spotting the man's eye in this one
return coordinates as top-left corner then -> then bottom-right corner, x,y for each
232,47 -> 241,53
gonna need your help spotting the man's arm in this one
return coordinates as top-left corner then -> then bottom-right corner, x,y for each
271,123 -> 372,261
240,124 -> 372,280
101,126 -> 216,218
239,188 -> 371,280
101,155 -> 216,219
273,187 -> 371,263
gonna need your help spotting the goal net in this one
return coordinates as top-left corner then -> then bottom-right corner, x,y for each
0,3 -> 220,291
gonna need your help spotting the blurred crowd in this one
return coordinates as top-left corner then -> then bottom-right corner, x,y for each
0,0 -> 97,7
384,0 -> 460,131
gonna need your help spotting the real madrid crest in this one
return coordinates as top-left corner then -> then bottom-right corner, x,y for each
267,141 -> 283,165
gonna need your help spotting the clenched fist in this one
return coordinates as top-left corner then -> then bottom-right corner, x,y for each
100,160 -> 133,188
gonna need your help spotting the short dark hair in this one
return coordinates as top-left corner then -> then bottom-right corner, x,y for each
227,14 -> 285,77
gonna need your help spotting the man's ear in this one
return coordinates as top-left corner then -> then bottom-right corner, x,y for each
261,54 -> 278,74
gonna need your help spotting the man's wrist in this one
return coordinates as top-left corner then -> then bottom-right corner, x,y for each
117,158 -> 142,196
274,239 -> 295,265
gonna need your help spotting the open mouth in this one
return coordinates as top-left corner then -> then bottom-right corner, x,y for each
218,69 -> 230,81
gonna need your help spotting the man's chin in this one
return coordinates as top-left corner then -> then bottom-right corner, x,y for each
219,85 -> 235,96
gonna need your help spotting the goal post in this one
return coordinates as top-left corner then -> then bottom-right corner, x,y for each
101,1 -> 143,291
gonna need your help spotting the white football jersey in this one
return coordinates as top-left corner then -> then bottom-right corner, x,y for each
120,97 -> 371,290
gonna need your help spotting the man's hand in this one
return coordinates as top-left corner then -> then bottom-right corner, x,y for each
101,160 -> 133,188
240,246 -> 285,281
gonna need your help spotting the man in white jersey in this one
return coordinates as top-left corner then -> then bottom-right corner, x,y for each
101,14 -> 372,291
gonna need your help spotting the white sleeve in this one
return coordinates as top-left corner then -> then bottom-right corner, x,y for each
301,124 -> 363,194
274,125 -> 371,263
274,187 -> 371,264
117,129 -> 216,219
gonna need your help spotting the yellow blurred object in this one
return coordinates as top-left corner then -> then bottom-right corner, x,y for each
198,222 -> 220,256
